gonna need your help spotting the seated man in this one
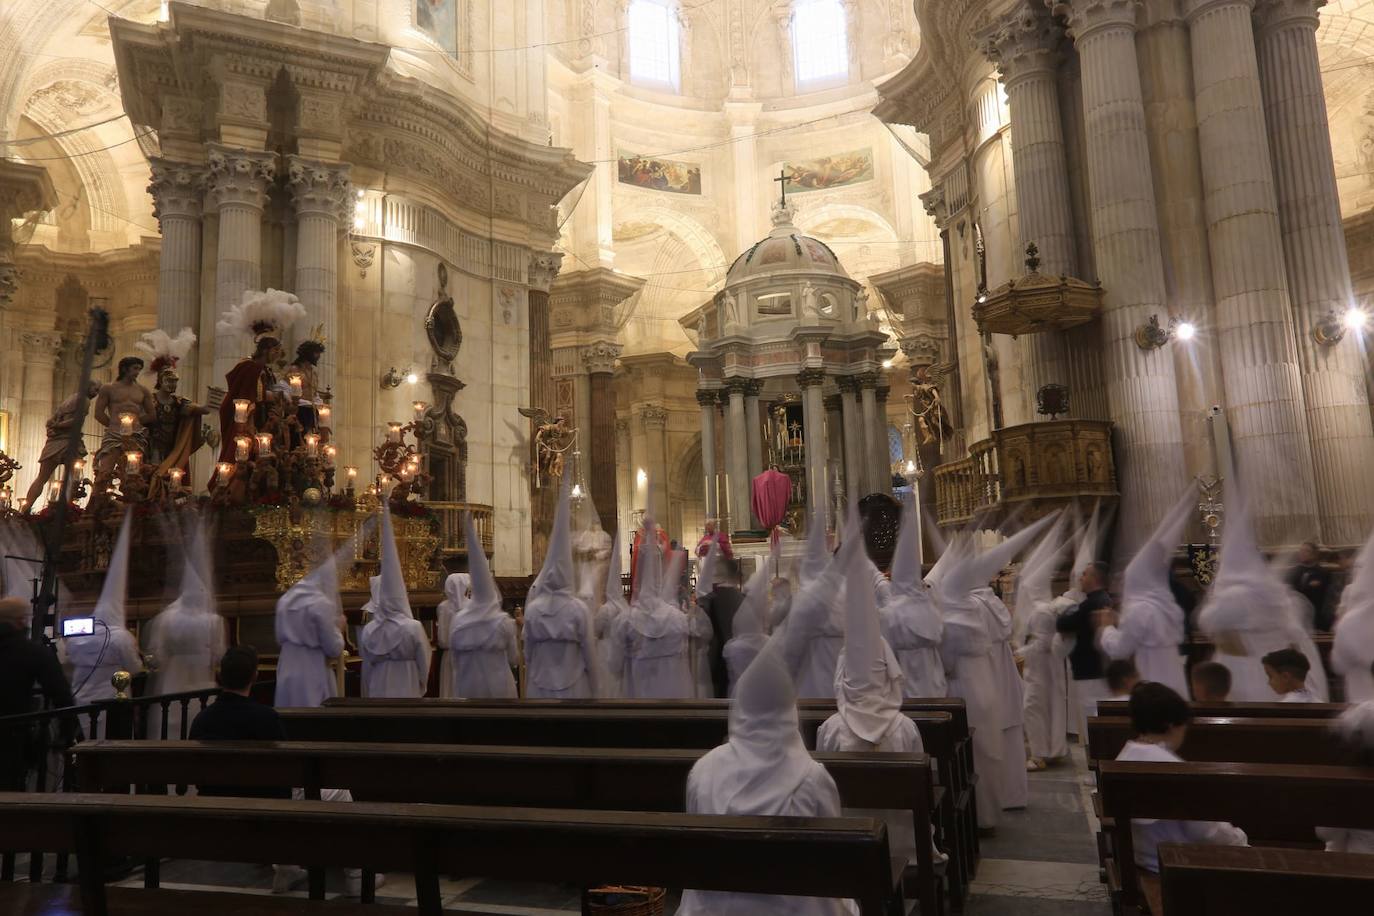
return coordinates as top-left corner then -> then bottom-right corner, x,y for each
0,597 -> 76,790
1106,658 -> 1140,699
1114,682 -> 1248,874
1189,661 -> 1232,703
1262,647 -> 1317,702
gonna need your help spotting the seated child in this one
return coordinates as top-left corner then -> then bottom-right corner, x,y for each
1106,658 -> 1140,699
1189,661 -> 1232,703
1114,682 -> 1249,874
1261,647 -> 1316,702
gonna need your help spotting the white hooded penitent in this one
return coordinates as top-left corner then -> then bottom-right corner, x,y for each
523,474 -> 600,698
1333,527 -> 1374,702
619,509 -> 692,699
358,501 -> 432,697
445,511 -> 518,698
65,510 -> 144,705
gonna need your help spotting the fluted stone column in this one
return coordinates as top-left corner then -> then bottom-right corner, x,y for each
148,160 -> 205,384
744,379 -> 764,487
697,389 -> 719,521
206,145 -> 275,386
528,252 -> 562,568
860,374 -> 890,496
1183,0 -> 1318,543
641,404 -> 669,524
1060,0 -> 1187,548
824,393 -> 844,510
798,369 -> 828,530
985,4 -> 1075,400
1256,0 -> 1374,546
724,379 -> 752,532
17,331 -> 61,499
287,156 -> 351,398
837,376 -> 866,502
583,342 -> 622,537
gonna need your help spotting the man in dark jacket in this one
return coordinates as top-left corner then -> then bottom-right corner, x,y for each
702,560 -> 743,698
189,645 -> 288,797
0,598 -> 76,789
1056,561 -> 1113,733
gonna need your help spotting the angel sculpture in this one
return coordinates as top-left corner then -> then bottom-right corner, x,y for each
907,363 -> 955,453
518,408 -> 578,489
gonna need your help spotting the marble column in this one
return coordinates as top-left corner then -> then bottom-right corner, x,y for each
583,342 -> 622,537
824,392 -> 844,509
205,145 -> 276,387
797,368 -> 828,530
697,389 -> 719,521
641,404 -> 669,525
17,331 -> 61,499
837,376 -> 866,502
1256,0 -> 1374,546
744,379 -> 764,485
859,373 -> 890,496
724,378 -> 751,532
1060,0 -> 1188,549
287,156 -> 352,400
1183,0 -> 1318,543
148,160 -> 206,385
985,4 -> 1074,401
528,252 -> 562,568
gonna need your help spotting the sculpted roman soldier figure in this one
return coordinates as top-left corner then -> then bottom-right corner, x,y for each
135,328 -> 209,475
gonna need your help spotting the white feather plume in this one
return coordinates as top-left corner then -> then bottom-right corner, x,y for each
215,288 -> 306,340
135,327 -> 197,374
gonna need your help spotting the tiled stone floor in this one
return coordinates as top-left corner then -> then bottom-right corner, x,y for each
12,744 -> 1109,914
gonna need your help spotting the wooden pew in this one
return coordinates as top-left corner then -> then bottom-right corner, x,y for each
73,739 -> 944,914
282,704 -> 975,900
1157,843 -> 1374,915
0,792 -> 905,916
1097,700 -> 1346,720
1096,761 -> 1374,915
1086,717 -> 1351,768
0,883 -> 422,916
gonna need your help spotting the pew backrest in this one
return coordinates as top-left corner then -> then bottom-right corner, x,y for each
1159,843 -> 1374,915
1087,717 -> 1350,767
1096,700 -> 1345,720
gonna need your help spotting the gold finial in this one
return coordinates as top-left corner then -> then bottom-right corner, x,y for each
111,670 -> 132,700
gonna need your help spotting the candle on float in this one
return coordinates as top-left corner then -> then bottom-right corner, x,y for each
304,433 -> 320,457
387,422 -> 402,443
118,412 -> 135,436
318,404 -> 332,427
233,399 -> 251,424
345,465 -> 358,481
125,451 -> 142,474
412,401 -> 427,421
256,433 -> 273,454
324,444 -> 337,462
235,436 -> 251,462
170,468 -> 184,490
18,498 -> 28,512
0,487 -> 10,509
49,480 -> 62,502
288,374 -> 303,399
399,466 -> 414,482
217,462 -> 234,481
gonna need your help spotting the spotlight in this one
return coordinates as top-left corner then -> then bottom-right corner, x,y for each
1343,307 -> 1367,332
1175,321 -> 1196,341
881,359 -> 894,369
405,371 -> 419,385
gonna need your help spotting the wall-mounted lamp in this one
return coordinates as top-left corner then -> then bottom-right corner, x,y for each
380,367 -> 419,389
1134,314 -> 1196,350
1312,306 -> 1368,347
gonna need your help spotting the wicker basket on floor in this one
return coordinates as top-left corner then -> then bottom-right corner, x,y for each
583,885 -> 666,915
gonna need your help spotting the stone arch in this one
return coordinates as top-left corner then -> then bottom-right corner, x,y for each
17,108 -> 127,237
613,204 -> 729,281
611,205 -> 729,350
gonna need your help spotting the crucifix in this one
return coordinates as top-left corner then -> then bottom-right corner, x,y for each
774,168 -> 792,206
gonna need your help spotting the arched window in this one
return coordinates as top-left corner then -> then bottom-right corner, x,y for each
792,0 -> 848,86
629,0 -> 682,91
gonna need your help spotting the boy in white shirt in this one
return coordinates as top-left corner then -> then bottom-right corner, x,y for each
1262,648 -> 1318,702
1114,682 -> 1248,873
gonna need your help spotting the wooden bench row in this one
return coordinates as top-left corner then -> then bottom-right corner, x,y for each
70,739 -> 945,915
0,792 -> 907,916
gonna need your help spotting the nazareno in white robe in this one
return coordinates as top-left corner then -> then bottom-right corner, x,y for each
448,612 -> 518,698
523,591 -> 599,699
1017,600 -> 1070,762
359,616 -> 431,698
878,592 -> 947,699
617,600 -> 693,699
1097,599 -> 1188,696
273,587 -> 346,708
435,573 -> 471,698
146,604 -> 227,738
974,587 -> 1029,810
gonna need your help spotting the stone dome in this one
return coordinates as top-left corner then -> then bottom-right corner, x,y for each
725,203 -> 851,286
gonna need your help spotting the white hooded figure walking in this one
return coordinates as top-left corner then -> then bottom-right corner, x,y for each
359,501 -> 432,698
1197,471 -> 1328,703
674,643 -> 857,916
1015,514 -> 1070,767
448,512 -> 518,698
594,533 -> 629,698
723,560 -> 771,697
618,512 -> 693,699
1098,485 -> 1195,696
1332,530 -> 1374,703
147,513 -> 227,739
933,514 -> 1054,828
274,521 -> 373,708
523,476 -> 600,698
785,508 -> 846,699
63,510 -> 143,719
880,500 -> 946,698
689,541 -> 719,698
435,572 -> 471,698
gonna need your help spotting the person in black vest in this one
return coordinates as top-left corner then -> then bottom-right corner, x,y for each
1288,542 -> 1333,632
703,559 -> 744,699
0,598 -> 75,790
1056,561 -> 1113,732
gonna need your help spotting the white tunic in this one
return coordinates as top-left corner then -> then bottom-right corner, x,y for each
434,574 -> 470,699
619,606 -> 693,700
274,602 -> 345,709
523,593 -> 598,699
878,597 -> 947,699
1332,606 -> 1374,703
593,600 -> 626,698
1098,605 -> 1188,696
723,633 -> 767,697
816,713 -> 924,864
359,618 -> 431,698
1018,605 -> 1069,761
146,608 -> 227,739
448,615 -> 518,699
65,628 -> 143,706
1114,740 -> 1248,872
975,589 -> 1029,811
794,628 -> 844,700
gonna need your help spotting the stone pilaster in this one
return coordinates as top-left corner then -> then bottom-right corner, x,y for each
1255,0 -> 1374,546
527,250 -> 563,569
836,375 -> 866,502
148,159 -> 207,386
858,372 -> 891,496
287,156 -> 352,403
1059,0 -> 1188,550
582,341 -> 622,536
16,331 -> 61,499
697,388 -> 720,521
723,378 -> 752,532
1183,0 -> 1318,544
640,403 -> 669,525
797,368 -> 829,530
743,378 -> 764,488
205,144 -> 275,386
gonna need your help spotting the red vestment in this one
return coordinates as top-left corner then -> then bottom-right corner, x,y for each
209,359 -> 271,486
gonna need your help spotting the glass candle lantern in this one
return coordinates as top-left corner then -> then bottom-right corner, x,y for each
413,401 -> 427,421
318,404 -> 332,427
287,374 -> 303,399
72,458 -> 85,477
217,462 -> 234,481
125,451 -> 143,474
304,433 -> 320,457
387,422 -> 402,443
170,468 -> 184,489
234,437 -> 251,462
118,412 -> 135,436
345,465 -> 358,481
256,433 -> 273,454
233,399 -> 251,423
324,444 -> 337,462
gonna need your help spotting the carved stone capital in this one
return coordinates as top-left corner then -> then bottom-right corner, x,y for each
287,155 -> 353,222
854,371 -> 881,390
876,385 -> 891,404
982,3 -> 1065,85
0,263 -> 20,308
615,417 -> 630,435
1181,0 -> 1254,21
835,374 -> 862,394
1253,0 -> 1323,34
528,251 -> 564,292
1052,0 -> 1144,41
205,145 -> 276,213
919,186 -> 948,228
640,404 -> 668,430
148,159 -> 206,225
743,379 -> 764,398
20,330 -> 63,361
723,376 -> 754,397
823,393 -> 843,413
696,388 -> 721,407
796,367 -> 826,389
580,340 -> 622,375
900,334 -> 943,366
